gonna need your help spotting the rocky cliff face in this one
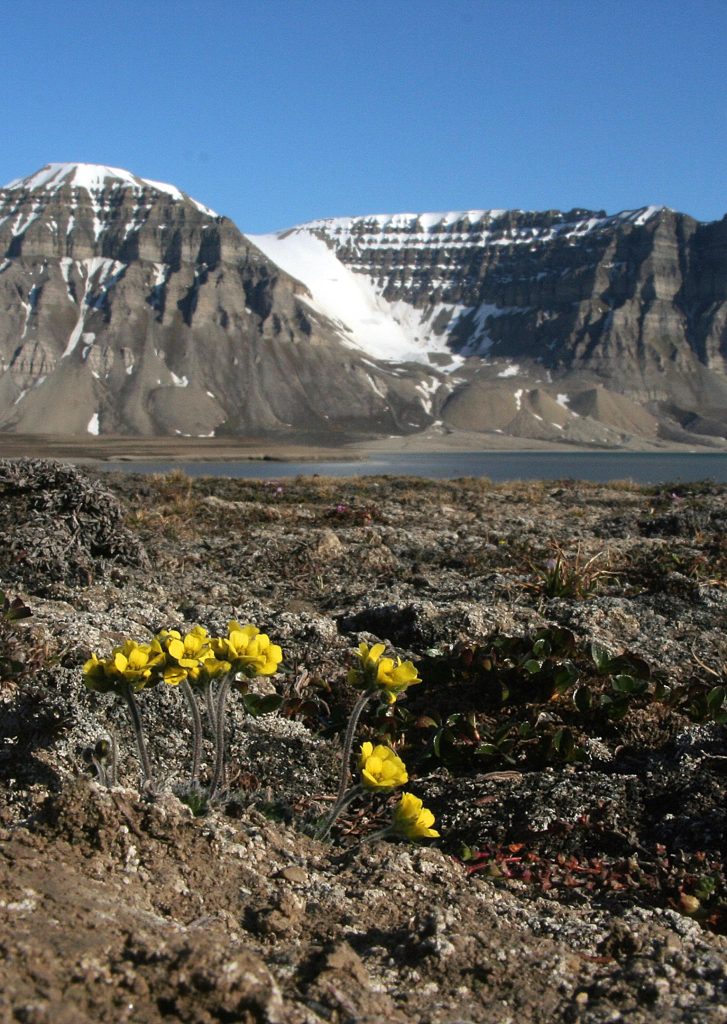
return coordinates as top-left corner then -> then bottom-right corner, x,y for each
0,165 -> 430,437
1,164 -> 726,446
296,208 -> 727,374
255,208 -> 727,445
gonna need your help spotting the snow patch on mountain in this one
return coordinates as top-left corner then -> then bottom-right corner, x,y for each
249,228 -> 465,369
251,205 -> 670,372
62,259 -> 126,358
3,163 -> 218,218
296,206 -> 668,253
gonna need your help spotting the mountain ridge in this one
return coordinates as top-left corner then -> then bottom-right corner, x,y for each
1,163 -> 725,448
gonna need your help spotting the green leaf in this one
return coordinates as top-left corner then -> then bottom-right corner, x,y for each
686,696 -> 708,722
476,743 -> 500,758
591,642 -> 612,673
610,651 -> 652,680
554,660 -> 578,692
433,729 -> 444,758
415,715 -> 440,729
552,728 -> 576,758
694,874 -> 717,900
573,686 -> 592,713
610,671 -> 647,696
653,680 -> 670,701
242,693 -> 282,717
1,592 -> 32,622
606,699 -> 630,721
0,657 -> 24,676
523,659 -> 542,675
550,626 -> 577,654
532,638 -> 550,658
707,686 -> 726,714
494,722 -> 513,744
612,674 -> 637,694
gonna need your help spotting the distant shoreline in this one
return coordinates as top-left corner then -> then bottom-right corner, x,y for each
1,428 -> 722,465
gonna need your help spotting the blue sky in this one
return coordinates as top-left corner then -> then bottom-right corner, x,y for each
2,0 -> 725,232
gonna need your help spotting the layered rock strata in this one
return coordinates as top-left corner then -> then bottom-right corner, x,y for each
0,165 -> 429,437
1,164 -> 726,445
258,208 -> 727,443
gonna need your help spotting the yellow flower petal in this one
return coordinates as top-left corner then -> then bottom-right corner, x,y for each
167,638 -> 185,661
392,792 -> 439,839
359,744 -> 408,790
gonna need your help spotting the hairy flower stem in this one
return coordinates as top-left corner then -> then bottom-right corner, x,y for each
208,675 -> 233,800
347,826 -> 394,852
91,754 -> 108,787
202,678 -> 219,765
181,679 -> 203,785
121,683 -> 154,788
316,784 -> 364,840
318,689 -> 375,838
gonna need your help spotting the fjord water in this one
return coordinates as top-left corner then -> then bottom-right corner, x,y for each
100,451 -> 727,484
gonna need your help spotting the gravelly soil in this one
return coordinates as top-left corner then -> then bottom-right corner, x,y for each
0,458 -> 725,1023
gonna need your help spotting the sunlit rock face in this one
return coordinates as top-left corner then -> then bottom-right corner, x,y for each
0,164 -> 431,437
1,164 -> 726,445
278,207 -> 727,376
253,207 -> 727,444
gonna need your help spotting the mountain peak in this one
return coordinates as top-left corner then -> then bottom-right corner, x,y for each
3,163 -> 218,217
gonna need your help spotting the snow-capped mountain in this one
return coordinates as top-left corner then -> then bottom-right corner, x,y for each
1,163 -> 726,446
0,164 -> 432,438
252,207 -> 727,444
254,207 -> 667,369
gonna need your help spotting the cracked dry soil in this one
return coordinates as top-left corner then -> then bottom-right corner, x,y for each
0,458 -> 725,1023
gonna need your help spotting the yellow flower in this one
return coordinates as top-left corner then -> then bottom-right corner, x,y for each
82,653 -> 117,693
346,642 -> 386,688
375,656 -> 421,704
163,626 -> 210,664
391,792 -> 439,840
212,621 -> 283,677
358,742 -> 408,790
157,626 -> 229,686
161,663 -> 188,687
348,642 -> 421,704
356,642 -> 387,675
83,639 -> 165,693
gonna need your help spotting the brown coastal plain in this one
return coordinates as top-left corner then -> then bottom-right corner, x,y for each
0,456 -> 725,1023
2,421 -> 723,465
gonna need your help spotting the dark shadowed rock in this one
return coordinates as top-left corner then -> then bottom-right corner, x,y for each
0,458 -> 149,589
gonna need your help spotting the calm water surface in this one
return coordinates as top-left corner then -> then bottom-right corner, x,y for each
99,451 -> 727,484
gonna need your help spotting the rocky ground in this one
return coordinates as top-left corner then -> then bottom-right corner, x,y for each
0,458 -> 725,1023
